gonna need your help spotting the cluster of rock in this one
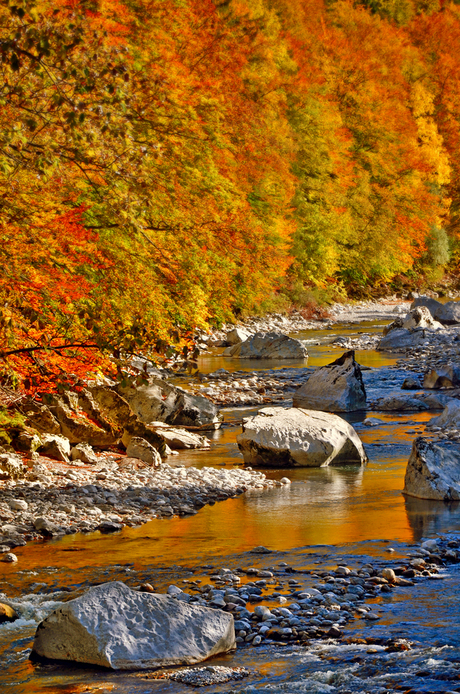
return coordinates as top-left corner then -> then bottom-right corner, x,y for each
5,376 -> 222,474
377,306 -> 446,351
0,459 -> 280,555
24,536 -> 459,669
190,367 -> 311,407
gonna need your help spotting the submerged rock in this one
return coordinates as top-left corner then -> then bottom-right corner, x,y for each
32,581 -> 235,669
224,332 -> 308,360
404,437 -> 460,500
237,406 -> 367,467
293,351 -> 366,412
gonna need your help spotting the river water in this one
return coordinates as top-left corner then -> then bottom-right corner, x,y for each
1,319 -> 460,693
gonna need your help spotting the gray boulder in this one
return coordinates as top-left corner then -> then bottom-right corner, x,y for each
119,376 -> 221,430
377,328 -> 427,352
237,406 -> 367,467
293,351 -> 366,412
372,391 -> 449,411
225,332 -> 308,360
32,581 -> 235,669
411,296 -> 460,325
427,399 -> 460,428
404,437 -> 460,500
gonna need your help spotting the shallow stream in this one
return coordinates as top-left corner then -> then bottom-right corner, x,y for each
1,319 -> 460,693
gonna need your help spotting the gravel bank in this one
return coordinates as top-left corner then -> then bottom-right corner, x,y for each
0,456 -> 283,558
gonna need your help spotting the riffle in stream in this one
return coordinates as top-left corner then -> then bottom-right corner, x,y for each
1,319 -> 460,693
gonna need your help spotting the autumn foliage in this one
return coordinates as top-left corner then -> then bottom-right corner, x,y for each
1,0 -> 460,391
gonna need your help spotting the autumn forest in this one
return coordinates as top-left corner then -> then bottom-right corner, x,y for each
1,0 -> 460,393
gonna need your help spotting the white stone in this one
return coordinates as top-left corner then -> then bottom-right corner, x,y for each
237,407 -> 367,467
38,434 -> 71,462
293,351 -> 366,412
32,582 -> 235,669
126,437 -> 161,466
8,499 -> 28,511
226,327 -> 251,345
421,539 -> 439,552
404,437 -> 460,500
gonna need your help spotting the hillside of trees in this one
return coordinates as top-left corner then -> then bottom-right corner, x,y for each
1,0 -> 460,392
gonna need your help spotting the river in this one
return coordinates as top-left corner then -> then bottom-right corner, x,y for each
1,318 -> 460,693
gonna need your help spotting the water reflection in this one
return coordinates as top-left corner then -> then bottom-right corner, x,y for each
404,495 -> 460,541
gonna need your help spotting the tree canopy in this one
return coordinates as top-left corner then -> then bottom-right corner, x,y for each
1,0 -> 460,391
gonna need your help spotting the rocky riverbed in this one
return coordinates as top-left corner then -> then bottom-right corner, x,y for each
0,456 -> 284,560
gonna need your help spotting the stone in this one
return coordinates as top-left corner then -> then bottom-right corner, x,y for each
378,328 -> 427,352
9,499 -> 28,511
70,443 -> 99,464
404,437 -> 460,500
126,437 -> 162,466
25,403 -> 61,435
33,517 -> 61,536
237,407 -> 367,467
401,306 -> 444,332
411,296 -> 460,325
37,434 -> 71,462
381,568 -> 396,584
372,392 -> 448,411
427,399 -> 460,429
32,581 -> 235,669
226,327 -> 251,345
0,452 -> 25,480
423,366 -> 460,389
1,553 -> 18,563
51,394 -> 119,447
150,424 -> 210,450
293,351 -> 366,412
401,377 -> 420,390
225,332 -> 308,360
0,602 -> 18,623
119,376 -> 221,430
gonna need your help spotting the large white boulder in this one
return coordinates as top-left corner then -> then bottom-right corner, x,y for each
119,376 -> 221,430
411,296 -> 460,325
293,351 -> 366,412
237,407 -> 367,467
224,332 -> 308,360
32,581 -> 235,669
404,437 -> 460,500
